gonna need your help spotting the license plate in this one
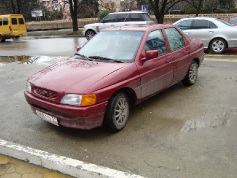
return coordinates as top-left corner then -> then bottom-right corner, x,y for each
36,110 -> 59,126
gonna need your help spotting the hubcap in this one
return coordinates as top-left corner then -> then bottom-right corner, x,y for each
86,31 -> 95,40
212,40 -> 224,53
189,63 -> 198,83
114,97 -> 128,127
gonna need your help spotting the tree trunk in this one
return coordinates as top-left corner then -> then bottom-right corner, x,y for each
10,0 -> 16,13
69,0 -> 78,31
195,0 -> 203,17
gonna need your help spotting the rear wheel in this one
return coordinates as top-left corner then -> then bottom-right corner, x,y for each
0,35 -> 5,42
104,92 -> 130,132
182,61 -> 198,86
85,30 -> 96,40
210,38 -> 226,54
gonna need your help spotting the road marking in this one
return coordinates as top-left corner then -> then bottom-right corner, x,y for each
204,58 -> 237,62
0,139 -> 145,178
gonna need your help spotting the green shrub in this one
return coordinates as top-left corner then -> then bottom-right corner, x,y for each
228,8 -> 237,13
214,9 -> 226,13
97,10 -> 114,21
186,7 -> 197,14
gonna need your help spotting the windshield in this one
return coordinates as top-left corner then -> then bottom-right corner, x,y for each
76,31 -> 144,62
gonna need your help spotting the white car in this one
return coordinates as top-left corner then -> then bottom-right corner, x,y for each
83,11 -> 154,40
174,17 -> 237,54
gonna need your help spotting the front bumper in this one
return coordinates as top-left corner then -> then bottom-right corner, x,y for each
24,91 -> 108,130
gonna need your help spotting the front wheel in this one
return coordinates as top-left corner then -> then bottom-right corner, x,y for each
0,35 -> 5,42
182,61 -> 198,86
104,92 -> 130,132
210,38 -> 226,54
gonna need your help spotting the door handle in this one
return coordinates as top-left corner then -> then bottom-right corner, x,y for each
209,31 -> 214,33
165,60 -> 170,64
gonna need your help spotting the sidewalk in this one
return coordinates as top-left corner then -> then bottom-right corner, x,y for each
0,154 -> 73,178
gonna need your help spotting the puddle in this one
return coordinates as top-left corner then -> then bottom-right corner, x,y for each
0,56 -> 67,66
180,110 -> 237,133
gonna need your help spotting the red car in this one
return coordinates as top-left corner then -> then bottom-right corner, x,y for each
24,24 -> 204,132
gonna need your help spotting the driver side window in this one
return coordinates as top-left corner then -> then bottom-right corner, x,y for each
144,30 -> 167,55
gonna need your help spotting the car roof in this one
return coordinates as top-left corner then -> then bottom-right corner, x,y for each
109,11 -> 148,15
103,24 -> 176,32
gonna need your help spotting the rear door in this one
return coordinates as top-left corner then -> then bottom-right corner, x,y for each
188,19 -> 218,47
164,27 -> 190,83
10,17 -> 19,36
18,17 -> 27,35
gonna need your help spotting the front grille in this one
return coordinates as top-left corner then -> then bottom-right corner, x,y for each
34,87 -> 58,99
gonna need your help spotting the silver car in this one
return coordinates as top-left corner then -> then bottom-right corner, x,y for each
83,11 -> 154,40
174,17 -> 237,54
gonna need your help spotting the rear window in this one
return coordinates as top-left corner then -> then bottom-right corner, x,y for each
19,18 -> 25,24
0,18 -> 2,26
12,18 -> 17,25
3,18 -> 8,25
141,13 -> 152,21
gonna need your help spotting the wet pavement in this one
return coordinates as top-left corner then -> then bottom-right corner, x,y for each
0,154 -> 73,178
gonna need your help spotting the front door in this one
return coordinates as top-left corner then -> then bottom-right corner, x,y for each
136,30 -> 173,98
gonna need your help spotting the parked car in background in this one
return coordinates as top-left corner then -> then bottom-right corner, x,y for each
25,24 -> 204,132
0,14 -> 27,42
82,11 -> 154,40
224,14 -> 237,26
174,17 -> 237,53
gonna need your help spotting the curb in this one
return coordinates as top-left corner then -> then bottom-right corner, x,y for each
0,139 -> 145,178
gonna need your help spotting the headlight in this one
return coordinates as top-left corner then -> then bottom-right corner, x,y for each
26,81 -> 31,93
61,94 -> 96,106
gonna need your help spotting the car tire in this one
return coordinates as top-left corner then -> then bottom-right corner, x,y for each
182,60 -> 198,86
210,38 -> 226,54
104,92 -> 130,132
85,30 -> 96,40
0,35 -> 5,42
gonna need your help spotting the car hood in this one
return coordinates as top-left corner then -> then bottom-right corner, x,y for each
29,58 -> 127,93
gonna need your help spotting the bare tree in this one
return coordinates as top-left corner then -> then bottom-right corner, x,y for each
148,0 -> 186,24
204,0 -> 219,12
187,0 -> 204,16
69,0 -> 78,31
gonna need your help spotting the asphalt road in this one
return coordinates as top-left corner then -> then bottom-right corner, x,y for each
0,38 -> 237,178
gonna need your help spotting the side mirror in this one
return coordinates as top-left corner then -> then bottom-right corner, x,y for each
142,50 -> 158,61
76,47 -> 81,51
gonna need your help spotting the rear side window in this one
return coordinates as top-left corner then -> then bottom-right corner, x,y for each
19,18 -> 25,24
0,18 -> 2,26
3,18 -> 8,25
192,19 -> 217,29
12,18 -> 17,25
192,20 -> 209,29
130,13 -> 143,21
117,13 -> 128,22
165,28 -> 185,52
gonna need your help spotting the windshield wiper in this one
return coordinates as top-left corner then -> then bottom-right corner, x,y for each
74,53 -> 93,61
88,56 -> 123,63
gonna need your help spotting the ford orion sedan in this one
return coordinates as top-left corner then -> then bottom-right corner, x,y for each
24,24 -> 204,132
